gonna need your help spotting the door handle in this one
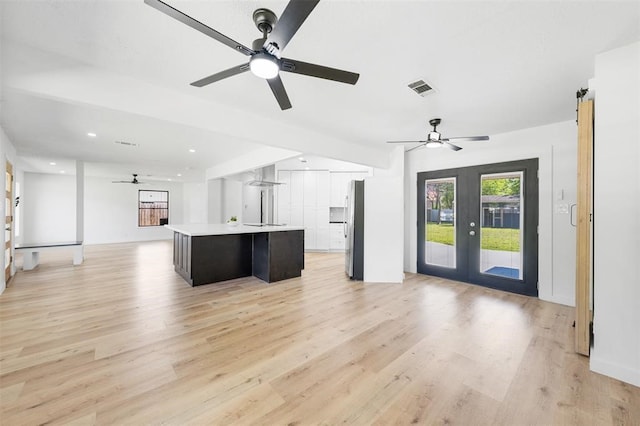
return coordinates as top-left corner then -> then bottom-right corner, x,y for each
469,230 -> 476,236
570,204 -> 577,227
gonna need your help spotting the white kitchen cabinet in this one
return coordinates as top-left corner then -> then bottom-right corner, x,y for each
330,171 -> 370,207
308,171 -> 329,251
329,172 -> 344,207
290,171 -> 304,226
329,223 -> 346,251
277,170 -> 329,251
276,171 -> 291,225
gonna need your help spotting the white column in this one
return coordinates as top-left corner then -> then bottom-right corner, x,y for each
75,160 -> 84,243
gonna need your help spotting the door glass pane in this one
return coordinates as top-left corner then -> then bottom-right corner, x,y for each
480,172 -> 523,279
425,178 -> 456,268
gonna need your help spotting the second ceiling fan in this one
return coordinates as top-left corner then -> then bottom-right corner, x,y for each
387,118 -> 490,152
144,0 -> 360,110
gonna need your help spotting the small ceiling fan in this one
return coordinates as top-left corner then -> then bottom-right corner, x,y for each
144,0 -> 360,110
387,118 -> 489,152
112,174 -> 148,185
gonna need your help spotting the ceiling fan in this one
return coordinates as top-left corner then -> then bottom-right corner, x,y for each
144,0 -> 360,110
387,118 -> 489,152
112,174 -> 148,184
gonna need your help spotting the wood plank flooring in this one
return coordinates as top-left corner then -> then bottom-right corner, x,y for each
1,240 -> 638,425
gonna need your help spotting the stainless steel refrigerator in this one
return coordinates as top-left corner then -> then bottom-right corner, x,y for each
345,180 -> 365,280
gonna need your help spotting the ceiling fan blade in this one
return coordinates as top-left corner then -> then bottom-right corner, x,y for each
442,141 -> 463,151
281,58 -> 359,85
190,63 -> 250,87
406,143 -> 427,153
443,136 -> 490,142
386,140 -> 426,144
267,76 -> 292,110
265,0 -> 320,52
144,0 -> 254,56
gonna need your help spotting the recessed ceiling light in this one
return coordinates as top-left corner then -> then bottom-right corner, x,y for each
87,132 -> 97,137
177,173 -> 182,177
60,170 -> 65,174
49,162 -> 56,166
305,167 -> 310,170
189,149 -> 196,153
168,178 -> 172,181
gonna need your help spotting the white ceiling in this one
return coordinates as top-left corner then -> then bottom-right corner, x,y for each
1,1 -> 639,181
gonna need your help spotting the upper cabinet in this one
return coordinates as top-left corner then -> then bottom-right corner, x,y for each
276,169 -> 369,251
329,172 -> 369,207
277,170 -> 330,251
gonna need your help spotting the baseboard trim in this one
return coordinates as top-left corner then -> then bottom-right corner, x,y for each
590,355 -> 640,387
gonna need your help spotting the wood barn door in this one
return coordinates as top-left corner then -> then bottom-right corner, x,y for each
575,99 -> 594,356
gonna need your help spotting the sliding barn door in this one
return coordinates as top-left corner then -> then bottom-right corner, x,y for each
575,99 -> 593,356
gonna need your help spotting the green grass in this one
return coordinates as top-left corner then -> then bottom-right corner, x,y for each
426,223 -> 455,246
426,223 -> 520,252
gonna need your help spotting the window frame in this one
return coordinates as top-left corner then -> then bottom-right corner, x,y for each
138,189 -> 169,227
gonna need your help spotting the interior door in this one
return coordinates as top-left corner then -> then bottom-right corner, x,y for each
417,159 -> 538,296
5,161 -> 13,283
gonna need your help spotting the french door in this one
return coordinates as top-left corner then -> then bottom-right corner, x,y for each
417,159 -> 538,296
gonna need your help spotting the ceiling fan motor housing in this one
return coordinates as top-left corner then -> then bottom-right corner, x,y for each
253,8 -> 277,35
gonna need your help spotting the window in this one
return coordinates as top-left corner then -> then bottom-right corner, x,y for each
138,190 -> 168,227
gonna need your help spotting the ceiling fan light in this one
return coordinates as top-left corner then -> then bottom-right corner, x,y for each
425,140 -> 442,148
428,131 -> 440,141
250,53 -> 279,79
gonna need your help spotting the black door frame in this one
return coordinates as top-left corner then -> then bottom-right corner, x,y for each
417,158 -> 539,296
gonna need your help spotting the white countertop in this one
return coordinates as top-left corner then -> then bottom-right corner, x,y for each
165,223 -> 304,236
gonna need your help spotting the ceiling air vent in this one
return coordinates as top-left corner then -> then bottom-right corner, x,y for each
114,140 -> 139,147
408,79 -> 435,97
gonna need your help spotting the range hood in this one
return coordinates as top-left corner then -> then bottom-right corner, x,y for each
245,165 -> 283,187
247,180 -> 282,187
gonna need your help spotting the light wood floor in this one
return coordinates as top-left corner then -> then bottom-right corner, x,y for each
1,240 -> 638,425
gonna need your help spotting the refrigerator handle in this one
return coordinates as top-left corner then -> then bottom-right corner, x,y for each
343,194 -> 348,237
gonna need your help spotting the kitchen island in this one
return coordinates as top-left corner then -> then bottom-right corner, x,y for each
165,224 -> 304,286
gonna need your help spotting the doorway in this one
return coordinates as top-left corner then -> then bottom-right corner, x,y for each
417,159 -> 538,296
5,161 -> 13,283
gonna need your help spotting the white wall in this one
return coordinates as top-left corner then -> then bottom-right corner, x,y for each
363,176 -> 404,283
0,126 -> 18,294
590,41 -> 640,387
242,184 -> 262,223
222,178 -> 243,223
206,177 -> 243,224
207,178 -> 223,224
183,181 -> 207,224
20,173 -> 185,245
82,176 -> 182,244
363,147 -> 405,283
275,155 -> 373,173
405,120 -> 578,306
22,172 -> 76,243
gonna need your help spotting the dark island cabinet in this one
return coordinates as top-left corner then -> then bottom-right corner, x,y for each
253,230 -> 305,283
172,229 -> 304,286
